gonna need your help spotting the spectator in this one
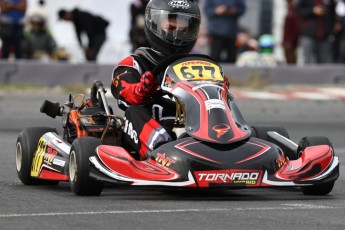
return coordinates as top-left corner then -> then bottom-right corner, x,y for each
22,14 -> 56,60
0,0 -> 27,59
334,0 -> 345,63
236,28 -> 258,54
26,0 -> 49,23
50,47 -> 70,62
296,0 -> 336,64
204,0 -> 246,63
129,0 -> 149,53
283,0 -> 300,64
58,8 -> 109,62
236,34 -> 278,67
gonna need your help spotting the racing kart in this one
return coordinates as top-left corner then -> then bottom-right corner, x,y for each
15,54 -> 339,196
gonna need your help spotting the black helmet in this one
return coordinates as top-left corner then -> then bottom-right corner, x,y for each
144,0 -> 201,56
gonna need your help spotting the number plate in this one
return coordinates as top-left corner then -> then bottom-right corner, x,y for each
172,60 -> 223,81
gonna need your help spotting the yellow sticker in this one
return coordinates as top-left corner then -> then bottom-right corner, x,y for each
172,60 -> 223,81
31,137 -> 46,177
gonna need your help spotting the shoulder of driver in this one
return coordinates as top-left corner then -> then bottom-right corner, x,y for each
115,55 -> 143,74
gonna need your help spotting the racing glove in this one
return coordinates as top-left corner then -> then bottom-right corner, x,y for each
135,71 -> 158,98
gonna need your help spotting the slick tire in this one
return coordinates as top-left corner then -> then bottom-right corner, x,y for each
69,137 -> 104,196
16,127 -> 59,185
177,132 -> 190,139
297,136 -> 335,195
251,125 -> 297,160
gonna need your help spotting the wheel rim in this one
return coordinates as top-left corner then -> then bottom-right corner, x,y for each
16,142 -> 23,172
69,151 -> 77,182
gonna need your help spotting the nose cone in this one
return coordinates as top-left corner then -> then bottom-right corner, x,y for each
151,137 -> 284,187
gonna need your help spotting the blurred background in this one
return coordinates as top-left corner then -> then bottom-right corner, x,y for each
39,0 -> 284,64
0,0 -> 267,64
26,0 -> 287,64
0,0 -> 344,87
0,0 -> 329,64
31,0 -> 135,63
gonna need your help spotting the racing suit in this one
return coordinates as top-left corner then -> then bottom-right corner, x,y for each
111,48 -> 176,159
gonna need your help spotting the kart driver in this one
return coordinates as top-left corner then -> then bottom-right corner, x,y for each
111,0 -> 201,159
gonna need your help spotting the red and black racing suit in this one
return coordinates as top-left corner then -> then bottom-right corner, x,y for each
111,48 -> 176,159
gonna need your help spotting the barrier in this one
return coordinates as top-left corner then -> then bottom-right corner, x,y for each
221,64 -> 345,85
1,60 -> 345,86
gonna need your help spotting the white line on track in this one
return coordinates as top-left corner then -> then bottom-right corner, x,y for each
0,204 -> 340,218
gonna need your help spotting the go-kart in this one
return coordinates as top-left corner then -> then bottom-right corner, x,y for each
15,54 -> 339,196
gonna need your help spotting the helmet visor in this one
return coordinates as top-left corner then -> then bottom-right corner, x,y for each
146,9 -> 200,46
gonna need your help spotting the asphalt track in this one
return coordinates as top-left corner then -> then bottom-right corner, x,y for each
0,89 -> 344,230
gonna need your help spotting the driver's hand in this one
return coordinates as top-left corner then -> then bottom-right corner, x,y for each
135,71 -> 158,97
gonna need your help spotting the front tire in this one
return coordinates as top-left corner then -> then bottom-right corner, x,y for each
251,125 -> 297,160
69,137 -> 104,196
16,127 -> 59,185
297,136 -> 335,195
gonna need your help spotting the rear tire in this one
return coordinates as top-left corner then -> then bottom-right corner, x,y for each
178,132 -> 190,139
297,136 -> 335,195
16,127 -> 59,185
251,125 -> 297,160
69,137 -> 104,196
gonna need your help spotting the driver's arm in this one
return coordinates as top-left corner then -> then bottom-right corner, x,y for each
111,56 -> 157,110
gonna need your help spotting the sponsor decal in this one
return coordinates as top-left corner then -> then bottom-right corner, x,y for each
155,153 -> 176,167
53,158 -> 66,167
123,118 -> 138,144
168,0 -> 191,9
164,75 -> 174,88
31,137 -> 60,177
276,153 -> 286,168
181,61 -> 212,66
44,145 -> 58,164
113,75 -> 120,88
212,124 -> 230,138
31,137 -> 47,177
195,169 -> 262,187
205,99 -> 225,111
51,137 -> 71,154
